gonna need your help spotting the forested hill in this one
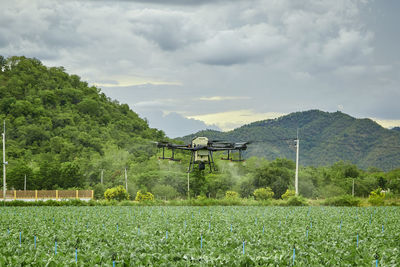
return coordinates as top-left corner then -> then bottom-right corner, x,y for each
0,56 -> 165,189
180,110 -> 400,171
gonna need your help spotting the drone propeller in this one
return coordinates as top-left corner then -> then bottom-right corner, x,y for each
209,140 -> 230,144
235,141 -> 253,145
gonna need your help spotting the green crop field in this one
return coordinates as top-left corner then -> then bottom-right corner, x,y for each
0,206 -> 398,266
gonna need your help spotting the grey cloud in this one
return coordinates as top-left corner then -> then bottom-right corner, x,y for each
139,110 -> 220,138
1,0 -> 399,135
0,34 -> 8,48
128,9 -> 204,51
113,0 -> 229,6
0,1 -> 84,60
195,24 -> 288,66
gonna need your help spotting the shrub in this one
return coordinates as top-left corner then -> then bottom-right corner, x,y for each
104,186 -> 129,201
135,190 -> 154,202
323,195 -> 361,206
286,195 -> 308,206
281,189 -> 296,200
196,194 -> 207,201
118,200 -> 137,206
68,199 -> 87,206
225,191 -> 239,199
253,187 -> 274,200
368,188 -> 385,206
93,183 -> 106,199
4,200 -> 30,206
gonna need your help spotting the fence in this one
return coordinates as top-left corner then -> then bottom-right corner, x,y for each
2,190 -> 94,201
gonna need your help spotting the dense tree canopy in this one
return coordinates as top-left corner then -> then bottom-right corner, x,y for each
0,56 -> 164,190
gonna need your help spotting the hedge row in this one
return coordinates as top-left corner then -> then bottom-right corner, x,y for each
0,196 -> 308,207
1,196 -> 398,207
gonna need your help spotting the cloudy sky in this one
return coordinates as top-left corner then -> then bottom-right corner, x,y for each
1,0 -> 399,137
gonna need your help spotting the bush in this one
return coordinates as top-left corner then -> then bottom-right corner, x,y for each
253,187 -> 274,200
2,199 -> 91,206
104,186 -> 129,201
67,199 -> 87,206
323,195 -> 361,206
93,183 -> 106,200
196,194 -> 207,201
3,200 -> 30,206
135,190 -> 154,202
281,189 -> 296,200
225,191 -> 239,199
368,188 -> 385,206
286,196 -> 308,206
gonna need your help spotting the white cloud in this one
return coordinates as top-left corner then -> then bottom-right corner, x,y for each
93,79 -> 182,88
373,119 -> 400,129
187,110 -> 286,131
134,99 -> 177,108
198,96 -> 251,101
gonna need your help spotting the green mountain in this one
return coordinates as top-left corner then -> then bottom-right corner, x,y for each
179,110 -> 400,171
0,56 -> 165,189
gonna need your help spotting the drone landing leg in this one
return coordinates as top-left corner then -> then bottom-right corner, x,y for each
209,151 -> 217,172
207,154 -> 213,173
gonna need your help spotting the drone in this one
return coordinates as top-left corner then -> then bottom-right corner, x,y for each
154,137 -> 251,172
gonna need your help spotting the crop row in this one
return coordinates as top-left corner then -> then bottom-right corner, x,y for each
0,206 -> 398,266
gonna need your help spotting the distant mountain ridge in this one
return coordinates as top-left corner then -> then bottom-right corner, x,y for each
179,110 -> 400,171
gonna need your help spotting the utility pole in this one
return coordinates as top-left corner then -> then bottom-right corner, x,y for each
100,169 -> 103,184
187,172 -> 190,200
295,129 -> 299,196
352,179 -> 355,197
3,120 -> 7,200
124,168 -> 128,193
24,174 -> 26,191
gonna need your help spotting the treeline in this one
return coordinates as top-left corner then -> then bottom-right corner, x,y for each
120,155 -> 400,200
0,56 -> 165,190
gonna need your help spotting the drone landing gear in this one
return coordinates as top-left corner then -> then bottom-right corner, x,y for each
208,152 -> 217,172
187,151 -> 217,173
221,150 -> 245,162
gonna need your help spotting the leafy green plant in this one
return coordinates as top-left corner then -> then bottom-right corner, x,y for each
253,187 -> 274,200
368,188 -> 385,206
0,206 -> 398,265
225,191 -> 239,199
196,194 -> 207,201
323,195 -> 361,206
135,190 -> 154,201
285,195 -> 308,206
281,189 -> 296,200
104,186 -> 129,201
93,183 -> 106,199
